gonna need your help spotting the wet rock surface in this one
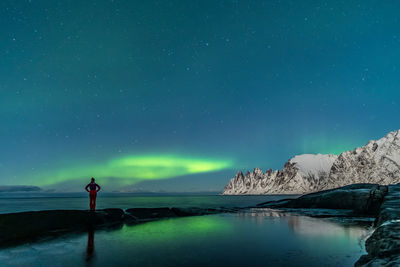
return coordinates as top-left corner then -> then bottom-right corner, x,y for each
355,184 -> 400,266
0,208 -> 125,247
124,207 -> 239,224
125,207 -> 178,223
258,183 -> 388,217
0,207 -> 237,247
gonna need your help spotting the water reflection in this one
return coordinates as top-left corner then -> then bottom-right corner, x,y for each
237,208 -> 370,240
0,211 -> 368,267
118,215 -> 233,243
285,215 -> 368,239
86,228 -> 95,263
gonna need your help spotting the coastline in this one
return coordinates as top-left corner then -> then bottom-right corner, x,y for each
255,183 -> 400,266
0,183 -> 395,266
0,206 -> 238,248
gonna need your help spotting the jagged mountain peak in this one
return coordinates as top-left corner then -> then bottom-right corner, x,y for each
289,153 -> 338,177
223,129 -> 400,195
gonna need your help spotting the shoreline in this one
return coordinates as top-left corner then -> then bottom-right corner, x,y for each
0,183 -> 395,266
256,183 -> 400,266
0,206 -> 239,248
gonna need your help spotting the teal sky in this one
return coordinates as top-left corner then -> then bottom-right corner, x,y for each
1,0 -> 400,192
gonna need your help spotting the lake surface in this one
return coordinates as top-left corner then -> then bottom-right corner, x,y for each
0,195 -> 371,266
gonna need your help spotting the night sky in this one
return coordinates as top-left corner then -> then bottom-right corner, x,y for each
2,0 -> 400,192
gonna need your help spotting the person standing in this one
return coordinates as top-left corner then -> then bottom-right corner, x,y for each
85,177 -> 101,211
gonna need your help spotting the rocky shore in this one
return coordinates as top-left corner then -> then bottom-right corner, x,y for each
0,183 -> 398,266
257,183 -> 388,217
0,207 -> 237,247
258,183 -> 400,266
355,184 -> 400,266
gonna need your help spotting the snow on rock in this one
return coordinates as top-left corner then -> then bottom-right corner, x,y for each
328,129 -> 400,188
290,154 -> 337,178
223,129 -> 400,195
223,154 -> 337,195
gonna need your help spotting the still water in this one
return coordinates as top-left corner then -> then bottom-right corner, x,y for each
0,196 -> 370,266
0,194 -> 293,214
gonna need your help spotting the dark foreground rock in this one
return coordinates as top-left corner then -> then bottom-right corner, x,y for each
258,183 -> 388,217
355,184 -> 400,266
0,207 -> 237,247
124,207 -> 239,224
0,209 -> 124,246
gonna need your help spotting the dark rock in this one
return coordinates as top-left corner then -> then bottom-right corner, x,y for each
0,206 -> 236,247
355,184 -> 400,266
125,207 -> 178,222
171,207 -> 222,216
125,207 -> 234,222
365,223 -> 400,257
374,207 -> 400,227
258,184 -> 388,216
257,199 -> 292,207
0,209 -> 124,247
355,223 -> 400,266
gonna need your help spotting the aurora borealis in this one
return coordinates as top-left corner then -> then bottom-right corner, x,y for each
2,1 -> 400,191
29,154 -> 233,187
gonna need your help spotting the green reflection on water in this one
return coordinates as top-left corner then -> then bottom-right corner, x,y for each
118,215 -> 233,243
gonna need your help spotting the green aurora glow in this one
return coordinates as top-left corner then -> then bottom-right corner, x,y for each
297,134 -> 367,156
31,154 -> 234,186
3,1 -> 400,191
118,215 -> 233,243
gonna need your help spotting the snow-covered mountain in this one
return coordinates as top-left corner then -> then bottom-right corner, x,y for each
223,154 -> 337,194
328,130 -> 400,187
223,129 -> 400,195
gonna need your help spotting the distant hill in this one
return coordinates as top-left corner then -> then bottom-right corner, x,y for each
0,185 -> 41,192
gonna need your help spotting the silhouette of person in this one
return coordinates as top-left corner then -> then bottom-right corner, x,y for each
85,177 -> 101,211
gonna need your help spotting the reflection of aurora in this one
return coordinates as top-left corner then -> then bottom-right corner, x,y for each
30,154 -> 233,186
117,216 -> 233,243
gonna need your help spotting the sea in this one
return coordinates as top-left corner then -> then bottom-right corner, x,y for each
0,194 -> 371,266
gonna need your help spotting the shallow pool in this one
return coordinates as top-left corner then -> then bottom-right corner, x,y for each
0,209 -> 370,267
